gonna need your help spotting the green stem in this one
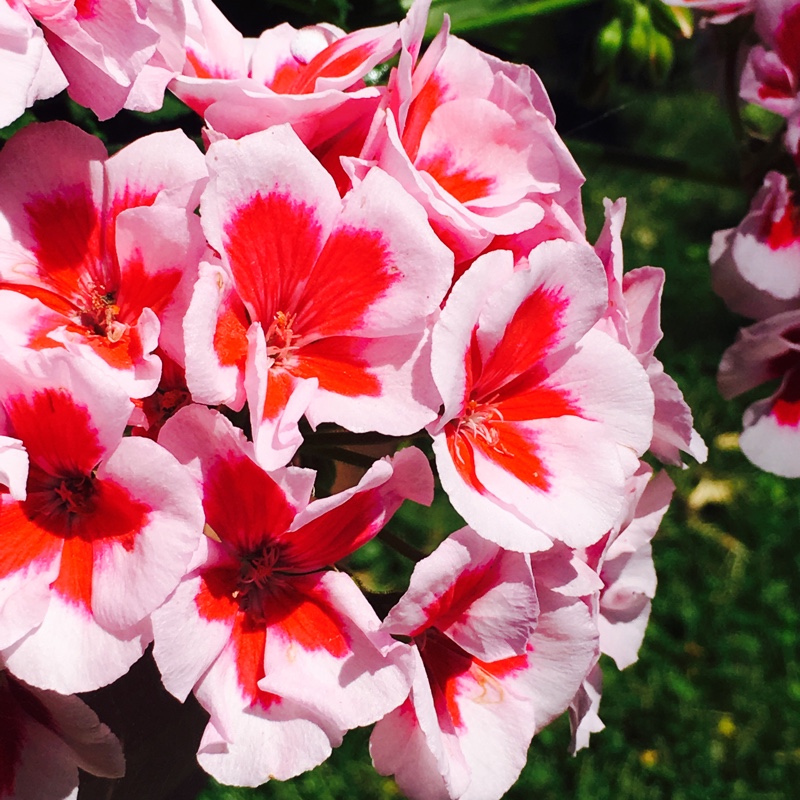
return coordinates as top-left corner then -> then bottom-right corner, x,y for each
566,138 -> 741,188
445,0 -> 599,32
313,447 -> 378,469
378,529 -> 426,562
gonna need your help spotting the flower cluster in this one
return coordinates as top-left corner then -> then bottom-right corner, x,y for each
685,0 -> 800,476
0,0 -> 703,797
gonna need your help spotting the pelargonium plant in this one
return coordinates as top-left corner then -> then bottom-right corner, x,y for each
0,0 -> 704,797
676,0 -> 800,477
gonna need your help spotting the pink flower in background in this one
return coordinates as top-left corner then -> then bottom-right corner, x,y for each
371,527 -> 597,800
594,198 -> 707,465
718,309 -> 800,476
0,667 -> 125,800
152,405 -> 430,786
663,0 -> 753,24
0,350 -> 203,693
195,123 -> 452,468
429,243 -> 653,552
0,121 -> 207,400
711,171 -> 800,319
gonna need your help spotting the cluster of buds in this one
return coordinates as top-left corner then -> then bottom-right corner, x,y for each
0,0 -> 704,797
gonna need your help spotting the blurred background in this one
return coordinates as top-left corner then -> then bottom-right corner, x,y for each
13,0 -> 796,797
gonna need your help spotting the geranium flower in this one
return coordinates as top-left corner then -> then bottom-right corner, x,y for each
0,350 -> 203,693
0,667 -> 124,800
193,123 -> 452,468
371,527 -> 597,800
354,0 -> 584,262
152,404 -> 430,786
0,121 -> 207,399
429,243 -> 653,552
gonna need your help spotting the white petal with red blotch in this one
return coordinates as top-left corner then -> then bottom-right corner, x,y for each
301,330 -> 441,435
301,165 -> 452,338
152,548 -> 240,702
89,436 -> 203,632
184,259 -> 248,409
3,592 -> 150,693
466,415 -> 628,551
105,128 -> 208,213
0,435 -> 28,501
0,121 -> 105,290
284,447 -> 433,572
739,366 -> 800,477
383,528 -> 537,663
258,570 -> 413,732
194,638 -> 336,786
370,647 -> 469,800
202,125 -> 341,324
0,533 -> 60,650
244,323 -> 317,471
414,98 -> 543,209
0,349 -> 134,458
114,204 -> 205,365
429,251 -> 512,423
474,240 -> 608,373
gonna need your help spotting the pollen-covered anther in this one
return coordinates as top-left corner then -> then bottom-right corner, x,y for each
266,310 -> 298,363
457,399 -> 510,454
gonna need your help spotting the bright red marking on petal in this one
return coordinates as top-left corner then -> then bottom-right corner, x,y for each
224,193 -> 324,327
230,611 -> 279,711
22,474 -> 149,609
214,297 -> 249,368
195,564 -> 240,622
772,370 -> 800,427
116,251 -> 181,324
202,452 -> 297,557
281,487 -> 386,572
0,498 -> 61,580
74,0 -> 100,18
5,389 -> 103,475
762,195 -> 800,250
416,149 -> 495,204
494,381 -> 579,422
298,225 -> 397,339
446,423 -> 487,496
472,422 -> 550,492
412,556 -> 503,637
403,75 -> 448,163
272,38 -> 379,94
81,324 -> 144,370
24,186 -> 101,304
263,575 -> 350,658
292,337 -> 381,398
262,368 -> 296,422
476,287 -> 569,399
50,535 -> 93,608
419,629 -> 528,731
